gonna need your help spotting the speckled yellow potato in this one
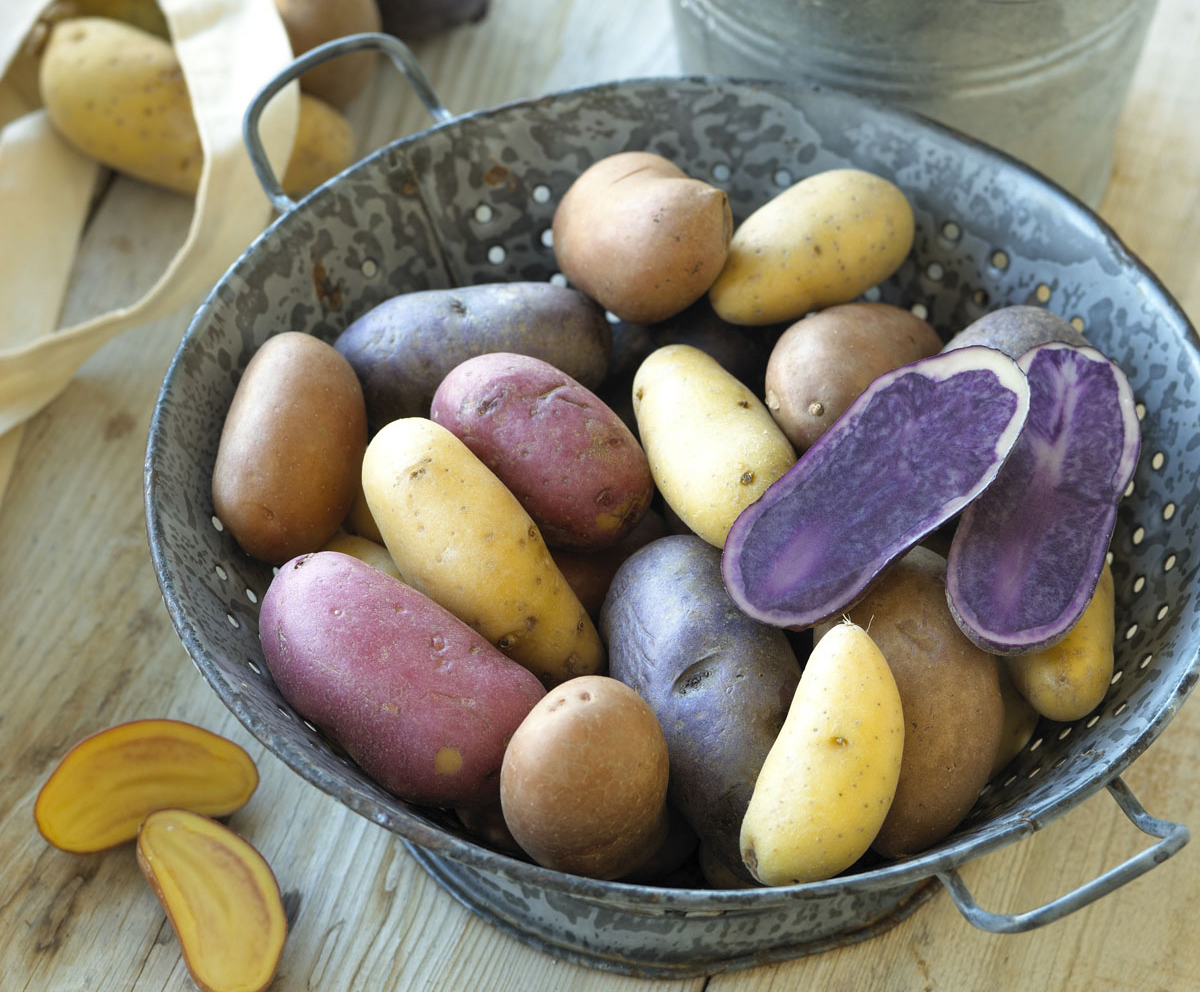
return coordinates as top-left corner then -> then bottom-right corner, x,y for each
361,418 -> 605,688
1006,563 -> 1115,722
38,17 -> 352,197
740,621 -> 904,886
632,344 -> 795,548
317,531 -> 403,581
709,168 -> 915,326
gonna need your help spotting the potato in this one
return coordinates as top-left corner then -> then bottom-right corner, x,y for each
500,676 -> 670,880
274,0 -> 382,108
38,18 -> 355,197
280,94 -> 356,199
601,534 -> 801,882
991,661 -> 1040,778
552,151 -> 733,324
709,168 -> 914,326
430,353 -> 654,551
1005,563 -> 1115,722
764,302 -> 943,451
259,551 -> 546,807
361,417 -> 605,687
212,332 -> 367,564
335,282 -> 611,426
632,344 -> 796,548
740,621 -> 904,885
941,305 -> 1088,359
821,546 -> 1005,858
317,531 -> 402,580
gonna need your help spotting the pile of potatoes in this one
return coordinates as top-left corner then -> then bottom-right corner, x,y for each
213,148 -> 1124,888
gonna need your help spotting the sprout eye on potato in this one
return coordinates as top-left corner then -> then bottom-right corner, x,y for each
208,147 -> 1138,886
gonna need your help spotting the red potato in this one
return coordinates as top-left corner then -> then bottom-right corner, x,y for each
430,353 -> 654,551
259,551 -> 546,808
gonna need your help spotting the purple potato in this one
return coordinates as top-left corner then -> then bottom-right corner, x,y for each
941,305 -> 1088,359
722,347 -> 1030,630
334,282 -> 610,426
600,534 -> 801,882
946,342 -> 1140,654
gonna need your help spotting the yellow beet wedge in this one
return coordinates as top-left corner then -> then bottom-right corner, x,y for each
34,719 -> 259,853
137,809 -> 287,992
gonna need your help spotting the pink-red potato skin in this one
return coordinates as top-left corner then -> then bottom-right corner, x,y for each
258,551 -> 546,808
764,302 -> 943,451
211,332 -> 367,564
552,151 -> 733,325
431,353 -> 654,551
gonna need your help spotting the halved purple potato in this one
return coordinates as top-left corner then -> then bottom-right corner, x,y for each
721,347 -> 1030,630
946,342 -> 1140,655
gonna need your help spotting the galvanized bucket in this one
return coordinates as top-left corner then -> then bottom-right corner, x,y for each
144,34 -> 1196,978
671,0 -> 1160,207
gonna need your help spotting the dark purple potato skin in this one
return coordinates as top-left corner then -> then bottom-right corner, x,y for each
334,282 -> 610,427
946,343 -> 1140,655
721,347 -> 1030,630
600,534 -> 801,883
941,305 -> 1088,359
377,0 -> 489,40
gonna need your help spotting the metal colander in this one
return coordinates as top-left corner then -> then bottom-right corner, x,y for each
144,34 -> 1197,979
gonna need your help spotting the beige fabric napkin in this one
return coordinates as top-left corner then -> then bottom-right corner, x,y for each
0,0 -> 300,508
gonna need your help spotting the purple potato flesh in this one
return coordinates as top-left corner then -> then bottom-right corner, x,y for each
946,343 -> 1140,655
722,346 -> 1030,629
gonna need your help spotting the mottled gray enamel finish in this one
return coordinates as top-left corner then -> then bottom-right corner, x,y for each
145,75 -> 1199,975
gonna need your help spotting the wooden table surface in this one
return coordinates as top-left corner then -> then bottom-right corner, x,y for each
3,1 -> 1198,990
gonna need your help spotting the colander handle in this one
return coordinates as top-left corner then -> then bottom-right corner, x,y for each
243,32 -> 453,215
937,776 -> 1190,933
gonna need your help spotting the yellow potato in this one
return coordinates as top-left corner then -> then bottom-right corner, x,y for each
1006,563 -> 1115,722
709,168 -> 915,326
317,531 -> 402,580
740,621 -> 904,885
361,418 -> 605,687
632,344 -> 796,548
38,18 -> 353,197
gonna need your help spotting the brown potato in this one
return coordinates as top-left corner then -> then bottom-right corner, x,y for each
552,151 -> 732,325
274,0 -> 382,108
764,302 -> 943,451
212,332 -> 367,564
817,546 -> 1004,858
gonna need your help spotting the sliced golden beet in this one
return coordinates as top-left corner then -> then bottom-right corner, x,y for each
34,719 -> 258,853
137,809 -> 287,992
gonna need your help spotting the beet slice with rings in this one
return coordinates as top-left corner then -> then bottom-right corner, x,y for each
946,342 -> 1140,655
722,346 -> 1031,630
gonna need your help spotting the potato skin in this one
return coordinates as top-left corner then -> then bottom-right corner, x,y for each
764,303 -> 943,451
361,417 -> 605,687
40,18 -> 203,194
335,282 -> 611,426
709,168 -> 914,326
500,675 -> 670,880
601,534 -> 800,881
632,344 -> 795,548
274,0 -> 382,108
552,151 -> 733,324
740,621 -> 904,885
39,18 -> 354,198
259,552 -> 546,808
551,508 -> 667,619
212,332 -> 367,564
819,546 -> 1004,858
941,305 -> 1088,359
431,353 -> 653,551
